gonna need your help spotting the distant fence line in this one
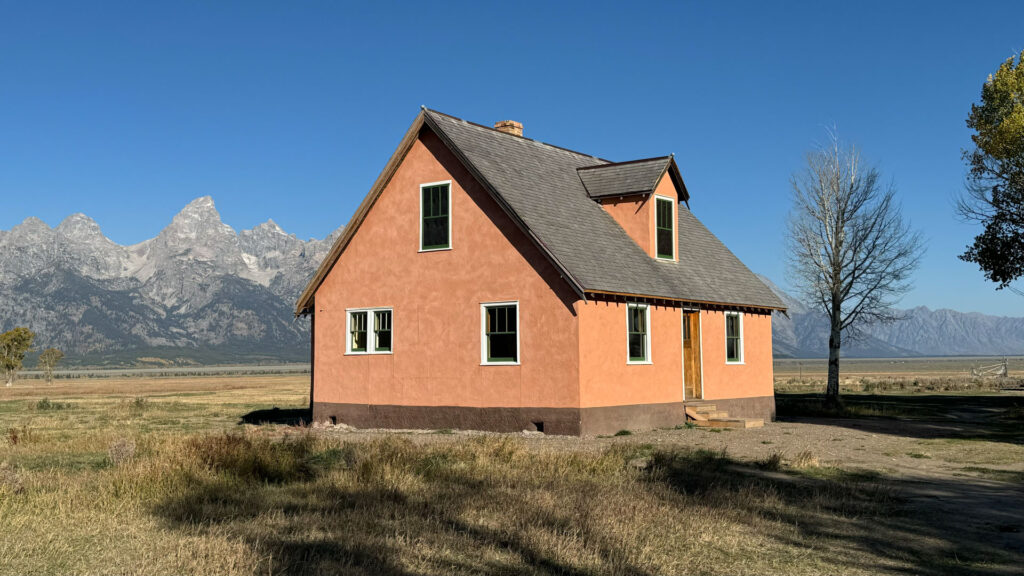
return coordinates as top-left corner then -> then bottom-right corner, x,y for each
16,364 -> 311,380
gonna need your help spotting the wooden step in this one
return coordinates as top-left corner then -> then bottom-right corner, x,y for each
695,417 -> 764,429
684,406 -> 707,421
692,404 -> 718,414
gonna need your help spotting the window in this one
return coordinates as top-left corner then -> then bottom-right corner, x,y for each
627,303 -> 650,363
726,312 -> 743,363
481,302 -> 519,364
420,181 -> 451,250
347,308 -> 393,354
349,311 -> 367,353
374,310 -> 392,352
655,196 -> 674,259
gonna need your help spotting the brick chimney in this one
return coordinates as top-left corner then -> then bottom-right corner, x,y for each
494,120 -> 523,137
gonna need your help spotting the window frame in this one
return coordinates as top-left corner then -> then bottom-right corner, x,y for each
345,307 -> 394,355
373,309 -> 392,353
626,302 -> 652,365
654,194 -> 675,260
480,301 -> 520,366
419,180 -> 453,252
725,311 -> 744,364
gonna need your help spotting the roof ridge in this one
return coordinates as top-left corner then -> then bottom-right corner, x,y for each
576,156 -> 672,171
424,108 -> 612,164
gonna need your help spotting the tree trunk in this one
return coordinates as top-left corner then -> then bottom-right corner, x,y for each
826,313 -> 842,407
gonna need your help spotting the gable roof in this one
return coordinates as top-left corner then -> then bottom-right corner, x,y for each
577,156 -> 689,202
295,108 -> 784,315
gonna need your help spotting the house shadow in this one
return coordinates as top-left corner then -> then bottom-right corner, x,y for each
776,393 -> 1024,446
239,407 -> 311,426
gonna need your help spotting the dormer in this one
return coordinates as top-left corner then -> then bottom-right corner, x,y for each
578,156 -> 689,262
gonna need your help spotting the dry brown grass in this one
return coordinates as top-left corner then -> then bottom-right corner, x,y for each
0,374 -> 1020,575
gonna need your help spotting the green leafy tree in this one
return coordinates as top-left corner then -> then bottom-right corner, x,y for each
0,327 -> 35,387
958,51 -> 1024,286
37,348 -> 65,384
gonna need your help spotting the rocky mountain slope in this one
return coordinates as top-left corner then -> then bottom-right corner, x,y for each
763,276 -> 1024,358
0,197 -> 341,365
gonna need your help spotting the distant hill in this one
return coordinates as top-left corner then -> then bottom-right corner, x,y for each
0,197 -> 341,366
760,275 -> 1024,358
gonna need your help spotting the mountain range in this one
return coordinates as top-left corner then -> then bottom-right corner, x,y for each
1,198 -> 1022,365
762,276 -> 1024,358
0,197 -> 340,365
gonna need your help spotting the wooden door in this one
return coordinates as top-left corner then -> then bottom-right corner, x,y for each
683,310 -> 702,399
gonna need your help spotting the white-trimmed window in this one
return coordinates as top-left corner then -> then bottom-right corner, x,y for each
654,195 -> 675,260
420,180 -> 452,251
346,308 -> 393,355
481,301 -> 519,365
725,311 -> 743,364
627,303 -> 651,364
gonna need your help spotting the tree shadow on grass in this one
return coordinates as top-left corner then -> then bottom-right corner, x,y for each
776,393 -> 1024,446
652,449 -> 1024,576
151,436 -> 1023,575
153,438 -> 656,576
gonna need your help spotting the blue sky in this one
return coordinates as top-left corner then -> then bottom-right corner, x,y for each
2,1 -> 1022,315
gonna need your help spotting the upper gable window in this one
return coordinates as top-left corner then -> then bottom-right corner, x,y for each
420,181 -> 451,251
655,196 -> 674,259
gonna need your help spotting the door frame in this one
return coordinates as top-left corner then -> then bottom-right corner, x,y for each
681,307 -> 704,401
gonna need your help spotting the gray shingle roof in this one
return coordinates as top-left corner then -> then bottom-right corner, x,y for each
577,158 -> 671,198
423,109 -> 784,310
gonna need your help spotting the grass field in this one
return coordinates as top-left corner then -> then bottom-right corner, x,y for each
0,371 -> 1022,575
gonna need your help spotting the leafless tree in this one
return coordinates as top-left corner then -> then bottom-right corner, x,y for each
786,132 -> 924,404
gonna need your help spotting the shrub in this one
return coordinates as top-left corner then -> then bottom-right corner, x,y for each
108,438 -> 137,466
0,462 -> 23,494
791,450 -> 819,468
757,451 -> 784,471
6,425 -> 33,446
186,431 -> 321,484
33,398 -> 72,411
614,429 -> 632,436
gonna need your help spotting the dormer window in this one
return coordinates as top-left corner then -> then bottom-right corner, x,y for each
420,181 -> 451,251
655,196 -> 674,259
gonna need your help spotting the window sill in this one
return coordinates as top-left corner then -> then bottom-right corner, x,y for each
725,361 -> 745,365
345,351 -> 393,356
627,360 -> 652,365
419,247 -> 452,253
481,361 -> 520,366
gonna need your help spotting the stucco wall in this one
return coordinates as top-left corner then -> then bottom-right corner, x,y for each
699,310 -> 774,401
577,299 -> 684,408
313,128 -> 581,411
597,172 -> 679,261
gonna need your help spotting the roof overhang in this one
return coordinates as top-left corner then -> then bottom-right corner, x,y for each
294,108 -> 588,315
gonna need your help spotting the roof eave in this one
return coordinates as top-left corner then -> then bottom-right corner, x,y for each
294,109 -> 427,316
422,111 -> 588,301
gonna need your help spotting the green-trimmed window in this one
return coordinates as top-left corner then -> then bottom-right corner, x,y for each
421,182 -> 450,250
483,303 -> 518,363
726,312 -> 743,363
655,197 -> 674,259
349,311 -> 367,353
627,303 -> 649,362
374,310 -> 392,352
